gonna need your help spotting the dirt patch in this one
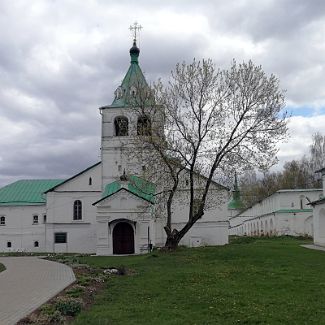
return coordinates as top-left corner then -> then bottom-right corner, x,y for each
17,263 -> 126,324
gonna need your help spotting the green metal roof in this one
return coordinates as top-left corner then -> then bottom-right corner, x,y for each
102,181 -> 121,198
95,175 -> 155,205
128,175 -> 155,203
0,179 -> 63,206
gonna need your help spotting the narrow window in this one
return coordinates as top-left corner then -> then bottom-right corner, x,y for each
73,200 -> 82,220
114,117 -> 129,136
43,215 -> 47,223
0,216 -> 5,225
7,241 -> 11,248
33,215 -> 39,224
137,115 -> 152,136
192,199 -> 201,216
54,232 -> 67,244
185,179 -> 189,186
34,241 -> 39,248
300,195 -> 305,210
89,177 -> 92,186
142,165 -> 146,171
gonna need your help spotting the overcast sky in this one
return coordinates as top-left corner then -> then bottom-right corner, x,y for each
0,0 -> 325,186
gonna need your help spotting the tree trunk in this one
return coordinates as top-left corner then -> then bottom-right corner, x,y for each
164,229 -> 181,250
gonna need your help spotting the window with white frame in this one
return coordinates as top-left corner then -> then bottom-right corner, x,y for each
73,200 -> 82,220
0,216 -> 5,225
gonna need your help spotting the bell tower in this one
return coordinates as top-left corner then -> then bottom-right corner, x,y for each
99,26 -> 155,191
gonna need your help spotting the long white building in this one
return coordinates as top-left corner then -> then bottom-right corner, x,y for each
230,189 -> 323,237
0,40 -> 229,254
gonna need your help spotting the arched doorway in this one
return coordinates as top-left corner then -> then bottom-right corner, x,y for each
113,222 -> 135,254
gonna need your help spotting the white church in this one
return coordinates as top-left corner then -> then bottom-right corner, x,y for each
0,39 -> 229,255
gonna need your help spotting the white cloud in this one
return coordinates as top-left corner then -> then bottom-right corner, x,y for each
274,115 -> 325,170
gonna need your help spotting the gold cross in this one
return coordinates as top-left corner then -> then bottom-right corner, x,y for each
129,22 -> 142,42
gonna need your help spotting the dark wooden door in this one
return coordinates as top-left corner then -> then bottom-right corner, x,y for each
113,222 -> 135,254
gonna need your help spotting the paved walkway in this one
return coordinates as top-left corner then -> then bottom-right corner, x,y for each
0,257 -> 75,325
301,244 -> 325,252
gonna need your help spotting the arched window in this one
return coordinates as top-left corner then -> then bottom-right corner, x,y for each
137,115 -> 152,136
114,117 -> 129,136
73,200 -> 82,220
89,177 -> 92,186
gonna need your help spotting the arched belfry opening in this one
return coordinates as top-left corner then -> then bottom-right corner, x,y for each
113,222 -> 135,254
137,115 -> 152,136
114,116 -> 129,136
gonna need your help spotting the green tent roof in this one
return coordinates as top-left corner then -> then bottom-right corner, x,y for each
96,175 -> 155,204
104,41 -> 152,109
228,173 -> 244,210
0,179 -> 64,206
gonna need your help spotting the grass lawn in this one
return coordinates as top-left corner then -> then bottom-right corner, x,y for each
0,263 -> 5,273
73,237 -> 325,325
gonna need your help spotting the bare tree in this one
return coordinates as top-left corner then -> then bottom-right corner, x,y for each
309,132 -> 325,172
132,59 -> 287,249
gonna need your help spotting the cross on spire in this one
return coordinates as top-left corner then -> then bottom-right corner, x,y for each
129,22 -> 142,42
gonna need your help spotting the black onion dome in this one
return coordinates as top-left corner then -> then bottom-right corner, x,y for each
129,40 -> 140,62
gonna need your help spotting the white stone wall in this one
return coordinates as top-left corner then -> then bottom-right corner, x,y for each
45,223 -> 97,253
312,170 -> 325,246
45,163 -> 101,253
0,205 -> 46,252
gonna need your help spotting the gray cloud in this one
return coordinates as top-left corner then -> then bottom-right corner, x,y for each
0,0 -> 325,186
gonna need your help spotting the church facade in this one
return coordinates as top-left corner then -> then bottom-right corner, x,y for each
0,41 -> 229,254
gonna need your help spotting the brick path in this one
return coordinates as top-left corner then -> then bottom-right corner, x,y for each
0,257 -> 75,325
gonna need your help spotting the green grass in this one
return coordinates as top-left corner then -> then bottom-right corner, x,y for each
0,263 -> 5,273
73,237 -> 325,325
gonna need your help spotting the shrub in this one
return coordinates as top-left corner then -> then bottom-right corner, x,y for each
47,310 -> 64,323
55,297 -> 82,316
66,285 -> 85,298
78,275 -> 92,286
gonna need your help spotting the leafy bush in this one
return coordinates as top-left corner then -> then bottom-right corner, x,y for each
47,310 -> 64,323
55,297 -> 82,316
66,285 -> 85,298
78,275 -> 92,286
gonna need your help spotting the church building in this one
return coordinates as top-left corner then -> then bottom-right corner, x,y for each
0,38 -> 229,254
